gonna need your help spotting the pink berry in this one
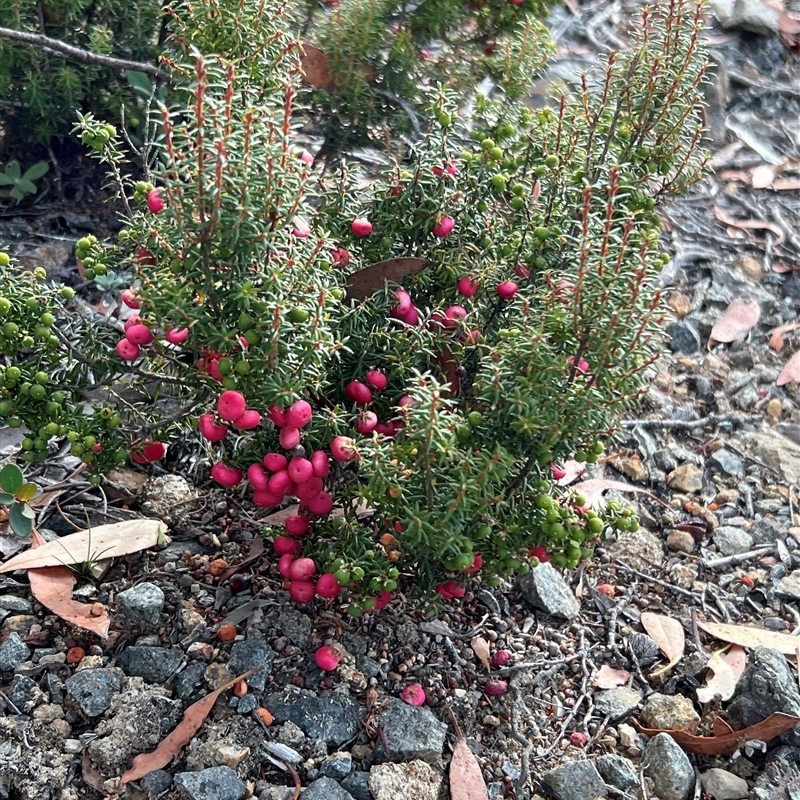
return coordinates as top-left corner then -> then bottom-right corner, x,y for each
508,0 -> 524,5
131,441 -> 167,464
233,409 -> 262,430
268,405 -> 287,427
146,188 -> 165,214
295,476 -> 324,502
279,426 -> 301,450
247,463 -> 270,491
365,369 -> 388,391
316,574 -> 342,599
491,649 -> 511,668
289,580 -> 316,603
288,457 -> 314,484
373,590 -> 393,610
164,327 -> 189,344
345,380 -> 373,406
217,390 -> 247,422
515,262 -> 530,279
297,149 -> 314,165
124,315 -> 143,331
399,305 -> 420,326
484,680 -> 509,696
285,514 -> 310,536
551,463 -> 567,480
351,217 -> 373,237
210,462 -> 243,488
464,554 -> 483,574
391,290 -> 413,318
457,276 -> 479,297
115,338 -> 140,361
569,731 -> 588,747
310,450 -> 330,478
433,163 -> 458,178
461,329 -> 481,346
305,491 -> 333,516
125,324 -> 154,346
400,684 -> 426,706
267,470 -> 293,497
292,216 -> 311,238
134,248 -> 155,266
285,400 -> 313,429
198,414 -> 229,442
432,215 -> 455,238
253,490 -> 283,507
263,452 -> 288,472
331,248 -> 350,267
398,395 -> 414,408
288,557 -> 316,581
374,422 -> 395,436
207,359 -> 223,381
444,305 -> 467,328
356,411 -> 378,435
121,289 -> 140,309
496,281 -> 519,300
274,536 -> 301,557
315,645 -> 341,669
330,436 -> 357,462
278,553 -> 295,578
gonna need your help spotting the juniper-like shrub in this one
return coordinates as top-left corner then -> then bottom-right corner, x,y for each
0,0 -> 707,605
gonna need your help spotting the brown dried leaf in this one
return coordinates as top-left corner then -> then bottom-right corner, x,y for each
767,322 -> 800,352
641,612 -> 685,676
667,291 -> 692,318
777,350 -> 800,386
592,664 -> 631,689
0,519 -> 165,573
714,206 -> 785,245
27,531 -> 110,639
82,752 -> 105,792
708,297 -> 761,346
696,646 -> 746,703
633,712 -> 800,756
297,43 -> 333,90
698,620 -> 800,654
571,479 -> 668,509
448,708 -> 488,800
779,11 -> 800,33
119,668 -> 260,786
470,636 -> 491,672
555,460 -> 587,486
345,258 -> 430,301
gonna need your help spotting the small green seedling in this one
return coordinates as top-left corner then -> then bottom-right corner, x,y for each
0,463 -> 41,537
0,160 -> 49,202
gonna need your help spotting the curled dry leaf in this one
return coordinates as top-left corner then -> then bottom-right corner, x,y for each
555,460 -> 587,486
698,620 -> 800,655
640,612 -> 685,677
696,645 -> 747,704
571,478 -> 668,509
297,43 -> 333,90
714,206 -> 785,246
708,297 -> 761,347
633,712 -> 800,756
119,667 -> 260,786
447,707 -> 488,800
345,257 -> 431,301
592,663 -> 631,689
767,322 -> 800,353
470,636 -> 491,671
777,350 -> 800,386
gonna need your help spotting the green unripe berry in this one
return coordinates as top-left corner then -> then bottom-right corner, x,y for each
34,371 -> 48,385
334,570 -> 351,585
533,226 -> 550,240
351,566 -> 365,581
217,357 -> 233,375
88,475 -> 102,486
544,155 -> 559,168
60,287 -> 75,300
0,254 -> 9,267
347,605 -> 363,618
21,336 -> 34,348
467,411 -> 483,427
222,376 -> 238,390
234,361 -> 251,375
43,422 -> 59,436
481,138 -> 495,151
587,517 -> 604,534
490,174 -> 507,193
21,438 -> 34,451
29,384 -> 46,400
510,196 -> 525,211
70,443 -> 86,456
7,418 -> 21,428
288,307 -> 309,323
489,147 -> 503,161
3,323 -> 18,337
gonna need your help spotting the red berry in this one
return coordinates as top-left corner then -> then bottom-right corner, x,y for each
263,452 -> 288,472
432,215 -> 455,238
365,369 -> 388,391
217,390 -> 247,422
569,731 -> 588,747
134,248 -> 155,266
457,276 -> 479,297
351,217 -> 373,237
115,338 -> 140,361
125,324 -> 154,346
131,441 -> 167,464
491,649 -> 511,667
398,305 -> 420,325
268,405 -> 287,427
463,553 -> 483,574
373,590 -> 393,610
444,305 -> 467,328
253,490 -> 282,507
496,281 -> 519,300
279,426 -> 301,450
345,380 -> 373,406
400,684 -> 426,706
295,476 -> 324,501
267,470 -> 293,497
435,580 -> 465,599
289,580 -> 316,603
285,514 -> 310,536
285,400 -> 313,429
278,553 -> 295,578
330,436 -> 357,462
124,315 -> 143,331
316,575 -> 342,599
247,463 -> 270,491
164,328 -> 189,344
305,490 -> 333,516
530,546 -> 549,562
484,680 -> 509,696
121,289 -> 140,309
207,359 -> 223,381
356,411 -> 378,435
292,216 -> 311,238
398,395 -> 414,408
147,188 -> 165,214
515,262 -> 530,279
310,450 -> 330,478
288,557 -> 316,581
374,423 -> 395,436
331,248 -> 350,267
233,409 -> 262,430
297,149 -> 314,165
288,457 -> 314,484
550,463 -> 567,480
315,644 -> 341,669
210,462 -> 243,487
390,290 -> 413,318
274,536 -> 302,556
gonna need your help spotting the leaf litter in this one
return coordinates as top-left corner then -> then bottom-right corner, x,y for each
696,645 -> 747,703
447,706 -> 488,800
640,612 -> 685,676
708,296 -> 761,346
698,620 -> 800,655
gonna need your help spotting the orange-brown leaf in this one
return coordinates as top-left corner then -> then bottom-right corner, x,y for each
697,620 -> 800,654
297,44 -> 333,90
633,712 -> 800,755
27,530 -> 110,639
345,258 -> 430,301
470,636 -> 491,672
592,664 -> 631,689
777,350 -> 800,386
708,297 -> 761,346
118,668 -> 260,786
448,709 -> 488,800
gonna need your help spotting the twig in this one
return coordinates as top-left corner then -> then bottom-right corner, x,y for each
619,413 -> 762,430
0,27 -> 173,83
690,608 -> 709,658
612,560 -> 703,603
702,545 -> 775,569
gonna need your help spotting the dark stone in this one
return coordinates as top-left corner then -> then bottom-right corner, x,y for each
340,771 -> 371,800
174,767 -> 246,800
174,663 -> 206,700
376,698 -> 447,763
264,689 -> 364,747
321,752 -> 353,779
227,639 -> 275,691
141,770 -> 173,797
9,675 -> 37,712
119,646 -> 183,683
301,777 -> 355,800
45,673 -> 64,704
116,582 -> 165,625
666,320 -> 702,354
237,693 -> 258,714
596,754 -> 638,791
518,563 -> 579,619
541,760 -> 608,800
750,746 -> 800,800
0,596 -> 33,614
65,668 -> 123,717
0,632 -> 30,671
360,657 -> 381,679
276,609 -> 311,649
642,733 -> 694,800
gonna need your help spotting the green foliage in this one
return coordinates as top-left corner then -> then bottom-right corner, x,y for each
0,160 -> 49,202
0,463 -> 42,537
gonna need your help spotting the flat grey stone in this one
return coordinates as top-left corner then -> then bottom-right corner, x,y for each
700,768 -> 749,800
596,754 -> 638,791
518,562 -> 579,619
119,646 -> 182,683
713,526 -> 753,557
301,777 -> 355,800
65,668 -> 123,717
321,752 -> 353,779
276,608 -> 311,648
0,632 -> 30,671
174,662 -> 206,700
9,674 -> 38,711
643,733 -> 695,800
667,320 -> 701,353
341,771 -> 371,800
593,688 -> 642,721
776,572 -> 800,601
709,449 -> 745,478
0,596 -> 33,614
264,689 -> 364,747
141,770 -> 173,797
368,761 -> 442,800
116,582 -> 164,625
174,766 -> 245,800
237,693 -> 258,714
227,638 -> 275,691
541,760 -> 608,800
377,697 -> 447,763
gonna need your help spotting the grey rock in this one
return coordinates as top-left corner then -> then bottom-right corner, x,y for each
0,632 -> 30,671
0,596 -> 33,614
174,766 -> 246,800
642,733 -> 695,800
751,517 -> 783,547
776,571 -> 800,601
140,474 -> 199,525
276,608 -> 311,648
713,526 -> 753,557
725,0 -> 780,34
629,633 -> 661,667
700,768 -> 749,800
341,771 -> 371,800
476,589 -> 502,615
65,668 -> 123,717
302,777 -> 355,800
116,582 -> 165,625
593,688 -> 642,721
518,562 -> 579,619
257,786 -> 296,800
141,770 -> 173,797
321,752 -> 353,779
9,675 -> 38,712
377,697 -> 447,763
156,540 -> 207,565
227,638 -> 275,691
541,760 -> 608,800
264,689 -> 364,747
741,427 -> 800,486
596,754 -> 638,791
727,646 -> 800,729
175,662 -> 206,700
603,530 -> 664,569
119,646 -> 182,683
754,498 -> 785,514
667,463 -> 703,493
750,746 -> 800,800
368,761 -> 442,800
709,449 -> 745,478
641,693 -> 700,733
45,673 -> 64,704
667,320 -> 701,354
236,693 -> 258,714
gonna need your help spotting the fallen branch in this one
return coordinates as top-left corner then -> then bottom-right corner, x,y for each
0,27 -> 172,83
620,413 -> 762,430
702,545 -> 775,569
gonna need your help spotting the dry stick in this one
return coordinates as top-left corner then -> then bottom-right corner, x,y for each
612,560 -> 703,603
619,413 -> 762,430
702,545 -> 775,569
0,27 -> 172,83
